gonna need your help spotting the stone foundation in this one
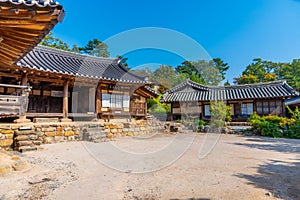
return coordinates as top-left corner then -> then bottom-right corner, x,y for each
0,119 -> 165,151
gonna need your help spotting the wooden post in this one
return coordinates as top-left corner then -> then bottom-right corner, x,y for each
16,72 -> 30,123
19,73 -> 28,121
63,79 -> 69,118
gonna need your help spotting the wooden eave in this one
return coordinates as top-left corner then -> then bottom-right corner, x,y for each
0,3 -> 64,68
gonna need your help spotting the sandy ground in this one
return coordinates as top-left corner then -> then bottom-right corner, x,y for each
0,133 -> 299,200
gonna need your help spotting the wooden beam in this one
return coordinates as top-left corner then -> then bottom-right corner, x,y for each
0,23 -> 48,30
18,72 -> 28,121
63,79 -> 69,118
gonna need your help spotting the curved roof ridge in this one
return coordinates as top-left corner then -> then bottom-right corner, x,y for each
36,45 -> 118,63
16,45 -> 151,84
0,0 -> 62,8
162,79 -> 298,102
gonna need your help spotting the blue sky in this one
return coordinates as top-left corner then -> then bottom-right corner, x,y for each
52,0 -> 300,83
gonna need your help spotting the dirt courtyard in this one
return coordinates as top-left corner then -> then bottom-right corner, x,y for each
0,133 -> 299,200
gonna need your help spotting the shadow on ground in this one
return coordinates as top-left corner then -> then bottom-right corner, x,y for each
233,136 -> 300,154
236,159 -> 300,199
233,137 -> 300,199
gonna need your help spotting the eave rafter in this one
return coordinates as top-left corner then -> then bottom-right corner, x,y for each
0,1 -> 64,68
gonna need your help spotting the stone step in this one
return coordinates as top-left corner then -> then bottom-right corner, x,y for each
18,146 -> 38,153
84,127 -> 105,133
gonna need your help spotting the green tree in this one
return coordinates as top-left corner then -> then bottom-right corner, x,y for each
40,32 -> 70,51
212,58 -> 230,81
152,65 -> 177,91
80,39 -> 109,57
224,80 -> 230,86
276,60 -> 300,90
210,101 -> 231,128
176,59 -> 227,85
235,74 -> 259,84
71,44 -> 80,53
263,73 -> 277,82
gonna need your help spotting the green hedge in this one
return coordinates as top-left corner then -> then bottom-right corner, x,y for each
248,110 -> 300,139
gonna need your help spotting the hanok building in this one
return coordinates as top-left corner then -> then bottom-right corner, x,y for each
0,0 -> 157,122
161,79 -> 299,121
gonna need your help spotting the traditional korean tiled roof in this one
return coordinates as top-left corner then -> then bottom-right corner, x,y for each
16,45 -> 150,84
0,0 -> 62,9
0,0 -> 64,67
285,97 -> 300,106
162,79 -> 299,102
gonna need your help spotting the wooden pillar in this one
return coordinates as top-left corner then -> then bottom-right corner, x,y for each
19,73 -> 28,121
63,79 -> 69,118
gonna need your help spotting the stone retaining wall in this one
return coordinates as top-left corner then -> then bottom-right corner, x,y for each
0,119 -> 165,151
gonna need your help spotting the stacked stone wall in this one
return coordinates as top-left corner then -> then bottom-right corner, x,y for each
0,119 -> 165,151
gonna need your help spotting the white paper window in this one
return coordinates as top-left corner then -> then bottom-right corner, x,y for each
102,94 -> 110,107
110,94 -> 123,108
256,101 -> 263,114
241,103 -> 253,115
123,96 -> 130,108
204,105 -> 211,116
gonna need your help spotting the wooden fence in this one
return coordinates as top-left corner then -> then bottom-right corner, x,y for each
0,84 -> 31,118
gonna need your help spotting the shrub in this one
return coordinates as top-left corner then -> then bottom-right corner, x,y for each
248,112 -> 286,138
147,94 -> 171,114
286,106 -> 300,139
209,101 -> 231,128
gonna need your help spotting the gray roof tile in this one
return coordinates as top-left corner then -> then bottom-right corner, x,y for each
17,45 -> 149,84
162,79 -> 299,102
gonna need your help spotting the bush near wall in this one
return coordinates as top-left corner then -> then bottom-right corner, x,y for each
248,111 -> 300,139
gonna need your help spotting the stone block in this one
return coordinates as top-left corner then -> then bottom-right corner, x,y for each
109,124 -> 118,129
33,118 -> 59,123
67,136 -> 75,141
65,131 -> 74,137
45,132 -> 57,137
110,129 -> 117,134
12,161 -> 28,171
37,131 -> 44,137
6,134 -> 14,139
15,130 -> 35,136
44,137 -> 55,144
123,128 -> 129,132
56,131 -> 64,136
107,133 -> 113,139
19,146 -> 37,153
32,141 -> 42,145
11,125 -> 19,130
54,136 -> 65,143
59,118 -> 72,123
42,127 -> 56,132
56,127 -> 64,131
116,124 -> 124,129
64,127 -> 73,131
117,128 -> 123,133
0,139 -> 13,147
0,165 -> 12,175
29,134 -> 38,140
0,130 -> 14,135
16,140 -> 33,147
15,135 -> 29,141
